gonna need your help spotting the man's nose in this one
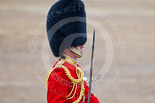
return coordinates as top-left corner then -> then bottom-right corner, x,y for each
81,45 -> 84,49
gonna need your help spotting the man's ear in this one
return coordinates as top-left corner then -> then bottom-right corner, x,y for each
63,48 -> 70,54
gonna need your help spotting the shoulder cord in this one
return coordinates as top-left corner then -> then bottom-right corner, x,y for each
46,62 -> 59,89
61,64 -> 85,103
46,60 -> 85,103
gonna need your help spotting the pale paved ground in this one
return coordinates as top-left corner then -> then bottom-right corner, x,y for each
0,0 -> 155,103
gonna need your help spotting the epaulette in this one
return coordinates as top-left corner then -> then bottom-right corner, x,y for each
46,60 -> 63,89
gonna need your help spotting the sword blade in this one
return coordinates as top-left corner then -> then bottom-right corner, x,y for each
88,30 -> 95,103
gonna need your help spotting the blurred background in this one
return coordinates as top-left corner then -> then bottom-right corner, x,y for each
0,0 -> 155,103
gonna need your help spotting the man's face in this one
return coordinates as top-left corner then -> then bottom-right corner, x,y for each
74,45 -> 84,58
63,45 -> 84,59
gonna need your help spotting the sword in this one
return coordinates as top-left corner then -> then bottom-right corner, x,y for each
88,30 -> 95,103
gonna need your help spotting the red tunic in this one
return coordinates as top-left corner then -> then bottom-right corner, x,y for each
47,59 -> 100,103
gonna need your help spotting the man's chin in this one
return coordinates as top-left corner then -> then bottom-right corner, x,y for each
77,52 -> 83,58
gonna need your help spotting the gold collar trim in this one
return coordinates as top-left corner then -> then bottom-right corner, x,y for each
61,54 -> 77,66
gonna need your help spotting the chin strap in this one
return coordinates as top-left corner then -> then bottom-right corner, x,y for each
70,47 -> 82,57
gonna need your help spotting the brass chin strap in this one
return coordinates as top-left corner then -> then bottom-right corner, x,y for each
70,47 -> 82,57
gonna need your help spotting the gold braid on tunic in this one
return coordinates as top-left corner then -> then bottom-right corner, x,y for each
46,56 -> 85,103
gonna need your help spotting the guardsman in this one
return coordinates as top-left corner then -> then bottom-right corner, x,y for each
46,0 -> 100,102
